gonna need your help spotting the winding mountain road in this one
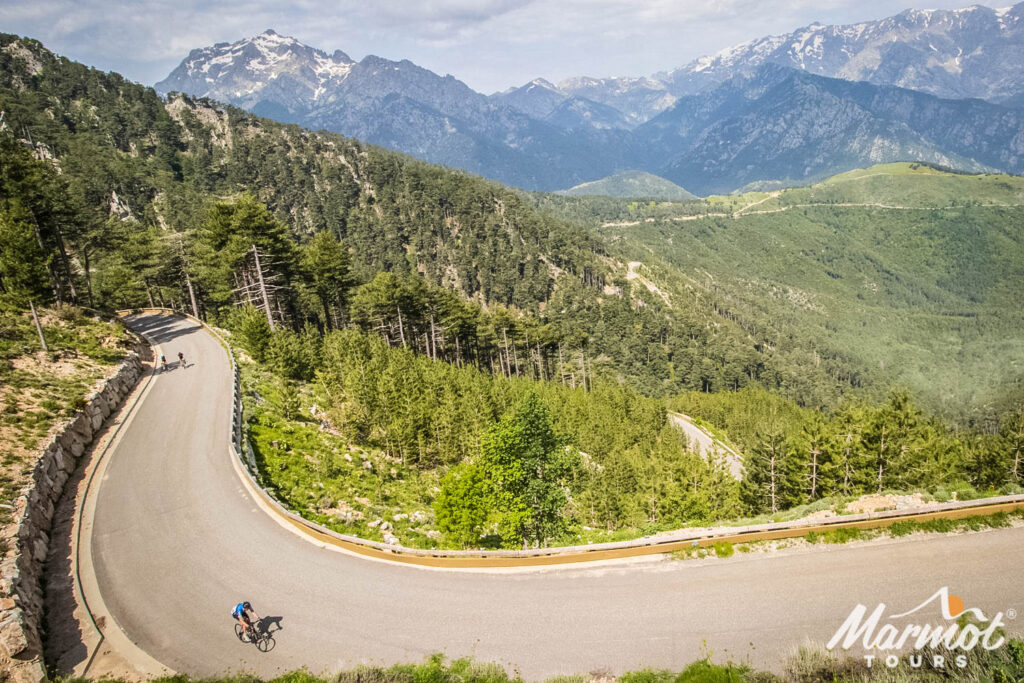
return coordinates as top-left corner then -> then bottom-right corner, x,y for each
84,313 -> 1024,679
667,412 -> 743,479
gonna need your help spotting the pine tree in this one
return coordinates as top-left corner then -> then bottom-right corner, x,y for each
193,194 -> 298,321
0,204 -> 51,305
232,304 -> 272,362
798,414 -> 832,501
1001,409 -> 1024,486
741,428 -> 796,514
832,407 -> 867,496
479,393 -> 575,548
300,231 -> 352,329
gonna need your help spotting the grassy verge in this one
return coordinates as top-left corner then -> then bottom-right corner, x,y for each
53,641 -> 1024,683
670,508 -> 1024,561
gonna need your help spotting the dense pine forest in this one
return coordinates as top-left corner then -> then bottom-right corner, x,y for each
237,315 -> 1021,549
1,34 -> 1022,548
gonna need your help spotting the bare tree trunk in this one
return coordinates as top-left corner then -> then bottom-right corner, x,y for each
396,305 -> 406,347
511,335 -> 520,377
52,224 -> 78,302
498,345 -> 508,378
29,300 -> 47,351
557,342 -> 565,386
429,313 -> 438,361
277,298 -> 289,329
29,215 -> 63,303
319,293 -> 333,330
185,270 -> 199,319
876,426 -> 887,494
82,245 -> 94,308
501,328 -> 512,378
252,244 -> 275,331
843,434 -> 853,496
809,450 -> 819,499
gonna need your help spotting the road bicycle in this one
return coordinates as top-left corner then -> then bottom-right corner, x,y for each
234,620 -> 275,652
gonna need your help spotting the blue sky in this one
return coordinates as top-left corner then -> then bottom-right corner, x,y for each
0,0 -> 1011,93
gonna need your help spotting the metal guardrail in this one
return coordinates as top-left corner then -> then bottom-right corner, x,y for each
117,308 -> 1024,566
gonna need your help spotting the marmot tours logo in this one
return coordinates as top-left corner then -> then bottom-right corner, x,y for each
827,587 -> 1009,669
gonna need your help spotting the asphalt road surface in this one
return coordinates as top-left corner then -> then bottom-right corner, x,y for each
89,313 -> 1024,679
667,412 -> 743,479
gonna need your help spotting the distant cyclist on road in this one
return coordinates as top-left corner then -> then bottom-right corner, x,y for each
178,351 -> 186,368
160,354 -> 168,371
232,601 -> 261,639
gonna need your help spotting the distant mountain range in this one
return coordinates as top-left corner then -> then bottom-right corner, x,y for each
516,2 -> 1024,124
157,3 -> 1024,194
659,3 -> 1024,106
157,30 -> 636,191
643,64 -> 1024,194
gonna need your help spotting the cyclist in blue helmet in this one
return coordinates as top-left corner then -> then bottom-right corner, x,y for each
232,601 -> 261,639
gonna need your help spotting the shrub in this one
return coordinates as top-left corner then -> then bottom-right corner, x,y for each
888,521 -> 916,537
933,481 -> 980,502
232,305 -> 272,363
916,518 -> 957,534
713,541 -> 734,558
265,327 -> 322,381
822,527 -> 861,544
434,463 -> 489,549
620,670 -> 674,683
279,381 -> 301,421
675,659 -> 747,682
784,645 -> 867,682
52,304 -> 83,322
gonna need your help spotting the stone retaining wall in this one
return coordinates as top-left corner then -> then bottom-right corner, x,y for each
0,350 -> 146,682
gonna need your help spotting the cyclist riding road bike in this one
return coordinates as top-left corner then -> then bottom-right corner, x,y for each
232,601 -> 261,639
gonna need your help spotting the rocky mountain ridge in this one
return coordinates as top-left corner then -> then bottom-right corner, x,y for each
507,2 -> 1024,124
156,3 -> 1024,194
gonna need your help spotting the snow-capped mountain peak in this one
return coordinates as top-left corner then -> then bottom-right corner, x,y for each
156,31 -> 355,114
664,1 -> 1024,102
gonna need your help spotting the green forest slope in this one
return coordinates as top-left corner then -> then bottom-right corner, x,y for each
0,32 -> 881,405
548,163 -> 1024,424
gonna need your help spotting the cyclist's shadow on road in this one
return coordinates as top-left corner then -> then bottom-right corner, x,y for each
258,615 -> 284,635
